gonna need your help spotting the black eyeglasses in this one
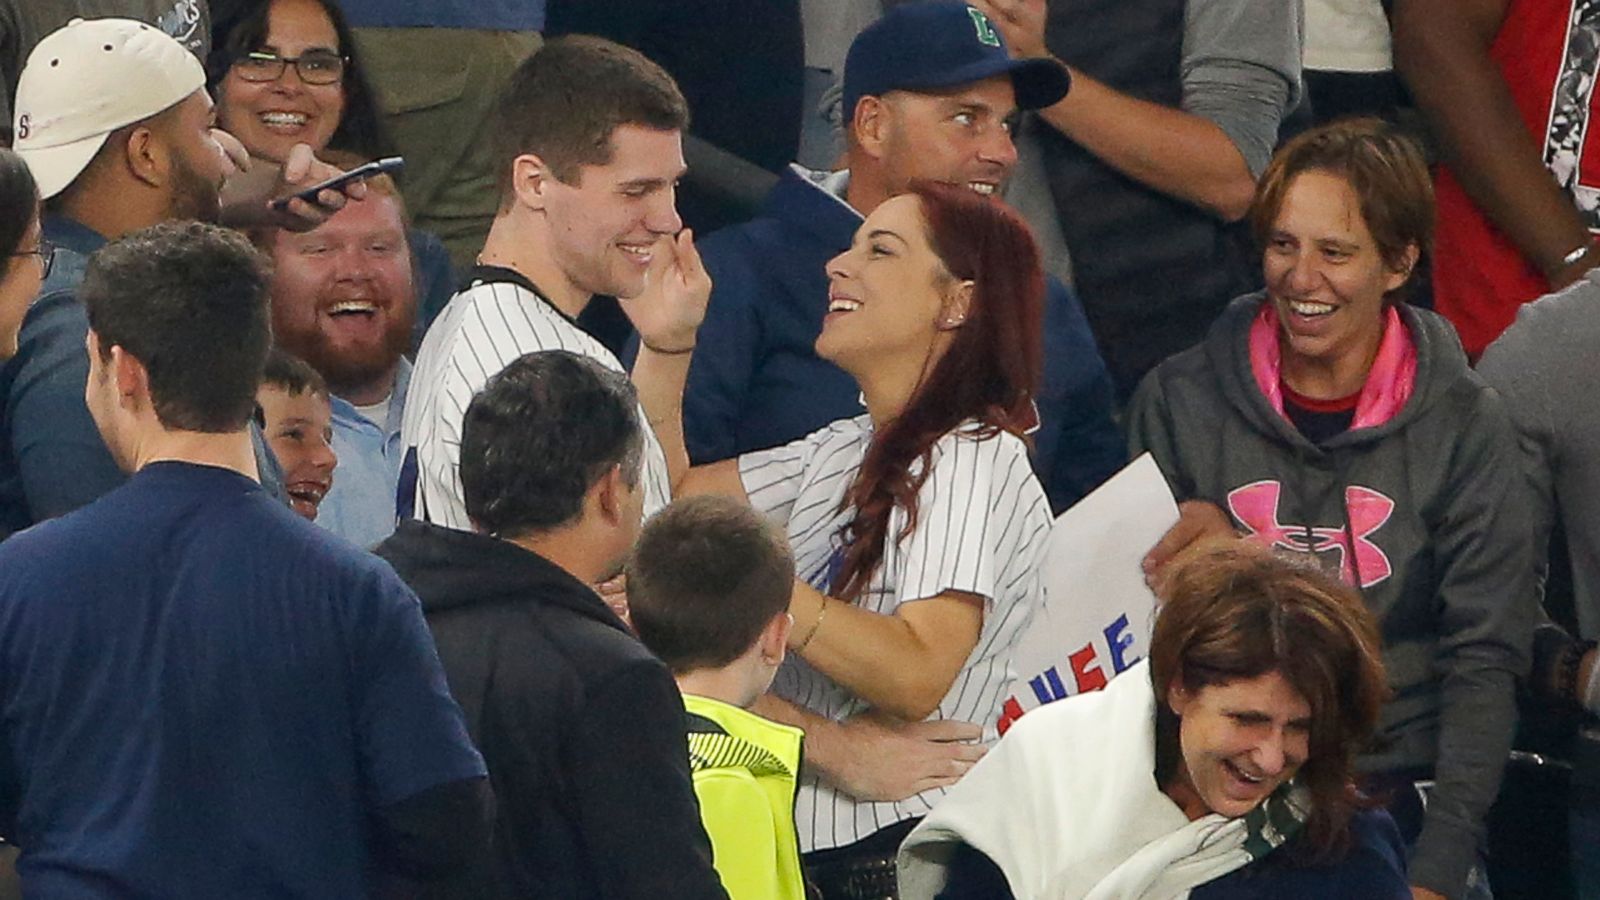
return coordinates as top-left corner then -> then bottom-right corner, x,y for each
10,244 -> 53,279
234,49 -> 347,86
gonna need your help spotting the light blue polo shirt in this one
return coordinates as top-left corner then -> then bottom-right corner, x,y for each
318,360 -> 411,550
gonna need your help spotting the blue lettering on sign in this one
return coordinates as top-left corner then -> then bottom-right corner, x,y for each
1028,666 -> 1071,704
1104,613 -> 1139,674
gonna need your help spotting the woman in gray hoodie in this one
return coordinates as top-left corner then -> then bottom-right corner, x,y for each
1127,118 -> 1535,900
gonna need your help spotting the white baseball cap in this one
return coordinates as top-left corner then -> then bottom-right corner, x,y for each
13,18 -> 206,200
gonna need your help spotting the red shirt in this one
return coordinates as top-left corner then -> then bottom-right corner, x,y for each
1432,0 -> 1598,357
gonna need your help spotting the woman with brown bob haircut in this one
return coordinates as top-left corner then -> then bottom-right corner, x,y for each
1125,117 -> 1534,900
898,540 -> 1409,899
1149,539 -> 1389,859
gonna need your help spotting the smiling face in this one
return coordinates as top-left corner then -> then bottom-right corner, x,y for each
162,91 -> 230,224
257,384 -> 336,519
1166,670 -> 1312,820
537,123 -> 685,301
1263,169 -> 1414,395
218,0 -> 345,162
817,194 -> 959,378
873,75 -> 1019,199
269,192 -> 415,398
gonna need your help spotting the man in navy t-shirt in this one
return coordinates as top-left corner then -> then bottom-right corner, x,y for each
0,221 -> 489,896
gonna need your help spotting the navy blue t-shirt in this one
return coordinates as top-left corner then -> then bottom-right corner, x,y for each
0,462 -> 485,896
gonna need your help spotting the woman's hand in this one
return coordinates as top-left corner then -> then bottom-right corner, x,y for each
217,141 -> 367,231
1143,500 -> 1238,595
824,714 -> 987,802
619,229 -> 710,356
595,575 -> 630,630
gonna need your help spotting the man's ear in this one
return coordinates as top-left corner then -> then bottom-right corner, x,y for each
939,279 -> 974,331
852,95 -> 892,162
593,463 -> 626,527
760,610 -> 793,666
104,343 -> 150,411
511,152 -> 553,212
120,124 -> 167,190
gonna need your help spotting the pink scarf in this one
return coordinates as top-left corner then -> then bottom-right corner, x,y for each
1248,302 -> 1417,430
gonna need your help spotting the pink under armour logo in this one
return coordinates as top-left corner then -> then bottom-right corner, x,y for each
1226,480 -> 1395,588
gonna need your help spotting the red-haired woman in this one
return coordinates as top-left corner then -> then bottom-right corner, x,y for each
682,180 -> 1054,895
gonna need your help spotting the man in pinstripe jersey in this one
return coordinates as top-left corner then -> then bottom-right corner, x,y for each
400,36 -> 709,535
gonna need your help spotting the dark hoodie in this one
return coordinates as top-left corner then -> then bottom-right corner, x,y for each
1127,293 -> 1536,899
374,520 -> 728,900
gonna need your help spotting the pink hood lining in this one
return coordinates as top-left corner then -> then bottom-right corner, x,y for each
1248,302 -> 1417,430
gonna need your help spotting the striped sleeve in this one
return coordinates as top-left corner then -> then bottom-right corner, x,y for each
405,283 -> 605,530
739,433 -> 821,525
894,433 -> 1037,609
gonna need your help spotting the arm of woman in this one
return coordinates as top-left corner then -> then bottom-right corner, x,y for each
787,434 -> 1047,721
786,580 -> 985,721
681,424 -> 829,516
619,229 -> 711,493
675,458 -> 747,502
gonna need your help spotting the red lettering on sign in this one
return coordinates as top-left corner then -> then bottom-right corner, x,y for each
997,696 -> 1025,736
1069,644 -> 1107,693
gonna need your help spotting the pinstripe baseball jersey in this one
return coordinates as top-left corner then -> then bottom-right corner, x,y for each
400,271 -> 672,529
740,414 -> 1052,852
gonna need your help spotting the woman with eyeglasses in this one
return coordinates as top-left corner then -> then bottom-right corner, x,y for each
0,149 -> 46,360
209,0 -> 391,166
209,0 -> 456,349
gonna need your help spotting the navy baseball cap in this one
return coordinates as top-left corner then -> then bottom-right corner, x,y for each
842,2 -> 1071,126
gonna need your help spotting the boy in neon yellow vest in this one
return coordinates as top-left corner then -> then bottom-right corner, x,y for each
629,495 -> 807,900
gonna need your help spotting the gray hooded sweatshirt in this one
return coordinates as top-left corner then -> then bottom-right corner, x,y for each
1128,293 -> 1535,899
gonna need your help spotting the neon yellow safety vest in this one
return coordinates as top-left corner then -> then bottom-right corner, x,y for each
684,694 -> 807,900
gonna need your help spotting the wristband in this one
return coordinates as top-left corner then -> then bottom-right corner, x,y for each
640,338 -> 695,355
1561,242 -> 1597,269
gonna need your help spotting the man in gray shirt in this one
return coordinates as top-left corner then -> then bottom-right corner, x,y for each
1478,276 -> 1600,897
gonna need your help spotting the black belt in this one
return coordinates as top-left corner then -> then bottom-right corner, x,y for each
803,818 -> 921,900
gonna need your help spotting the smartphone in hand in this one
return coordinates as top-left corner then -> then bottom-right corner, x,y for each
269,156 -> 404,213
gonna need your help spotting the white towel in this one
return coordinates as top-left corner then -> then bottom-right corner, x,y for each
897,659 -> 1304,900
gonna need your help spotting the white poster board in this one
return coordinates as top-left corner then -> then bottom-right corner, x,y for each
996,453 -> 1179,734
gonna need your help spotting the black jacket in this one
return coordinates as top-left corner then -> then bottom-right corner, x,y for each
376,520 -> 727,900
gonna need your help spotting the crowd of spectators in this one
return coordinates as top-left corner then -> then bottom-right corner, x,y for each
0,1 -> 1595,899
